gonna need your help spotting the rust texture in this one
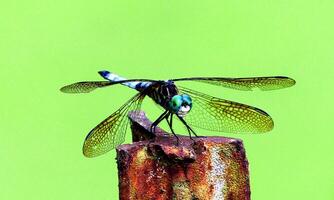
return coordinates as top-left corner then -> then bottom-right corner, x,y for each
117,111 -> 250,200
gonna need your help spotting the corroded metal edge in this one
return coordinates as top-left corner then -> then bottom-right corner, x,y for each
116,110 -> 250,200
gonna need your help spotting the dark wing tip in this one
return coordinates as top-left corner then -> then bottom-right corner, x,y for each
288,77 -> 296,86
253,106 -> 270,116
281,76 -> 296,89
59,86 -> 65,92
98,70 -> 111,79
248,106 -> 274,133
59,84 -> 87,94
59,85 -> 71,93
275,76 -> 296,84
263,116 -> 274,133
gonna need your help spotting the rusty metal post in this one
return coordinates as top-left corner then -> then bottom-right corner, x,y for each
116,111 -> 250,200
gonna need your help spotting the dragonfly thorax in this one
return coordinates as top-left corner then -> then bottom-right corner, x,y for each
146,81 -> 191,116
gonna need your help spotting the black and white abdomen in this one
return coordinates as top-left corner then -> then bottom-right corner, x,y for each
99,71 -> 177,108
99,70 -> 152,89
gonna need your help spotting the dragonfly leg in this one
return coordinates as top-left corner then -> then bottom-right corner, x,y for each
185,127 -> 195,142
176,115 -> 200,138
150,110 -> 168,133
166,114 -> 179,145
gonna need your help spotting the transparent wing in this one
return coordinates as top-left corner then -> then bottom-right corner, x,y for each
60,81 -> 113,93
172,76 -> 295,91
178,86 -> 274,133
60,79 -> 157,94
83,93 -> 145,157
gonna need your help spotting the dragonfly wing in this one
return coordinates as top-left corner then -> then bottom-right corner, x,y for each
178,86 -> 274,133
172,76 -> 295,91
60,79 -> 158,94
83,93 -> 145,157
60,81 -> 113,93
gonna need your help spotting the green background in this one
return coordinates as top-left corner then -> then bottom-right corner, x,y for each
1,0 -> 333,199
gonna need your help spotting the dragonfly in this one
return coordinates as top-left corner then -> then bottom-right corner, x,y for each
60,70 -> 295,157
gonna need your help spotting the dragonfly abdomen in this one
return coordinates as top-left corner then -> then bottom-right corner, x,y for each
99,71 -> 152,90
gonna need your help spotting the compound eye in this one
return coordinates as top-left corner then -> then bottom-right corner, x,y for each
172,96 -> 182,106
181,94 -> 192,107
170,95 -> 183,112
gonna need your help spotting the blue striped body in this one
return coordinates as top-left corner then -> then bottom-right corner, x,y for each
99,70 -> 179,109
99,71 -> 152,91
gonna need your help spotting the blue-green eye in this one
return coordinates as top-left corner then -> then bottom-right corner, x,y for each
168,94 -> 192,114
181,94 -> 192,108
169,95 -> 183,112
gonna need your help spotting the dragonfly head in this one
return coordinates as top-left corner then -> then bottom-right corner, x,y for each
168,94 -> 192,117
